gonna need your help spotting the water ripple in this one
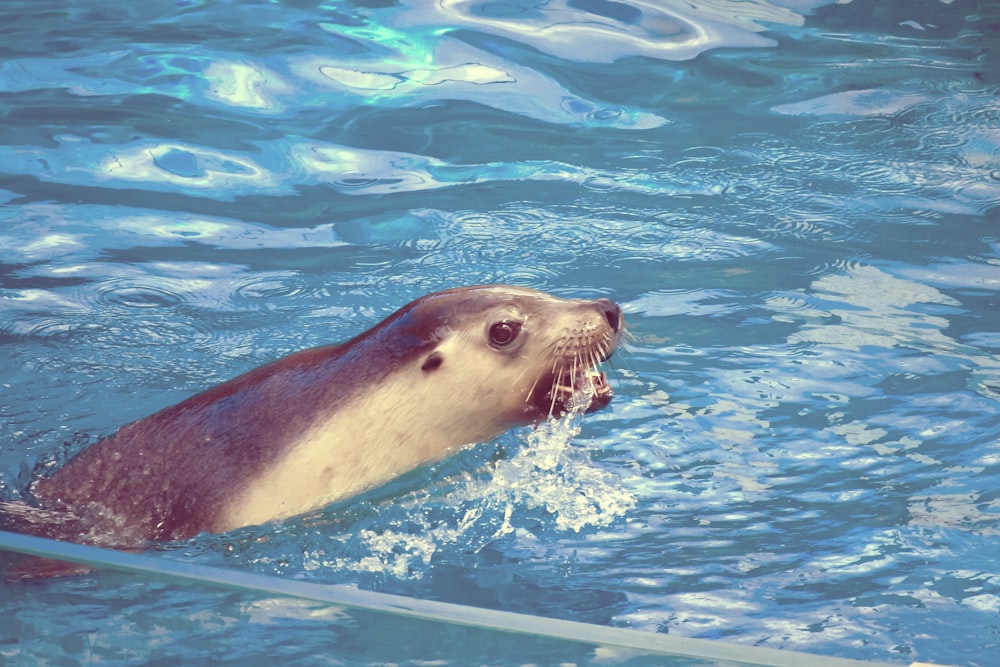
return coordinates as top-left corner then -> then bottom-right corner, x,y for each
231,273 -> 311,304
97,318 -> 214,349
93,279 -> 183,310
293,36 -> 667,128
433,206 -> 777,278
393,0 -> 803,63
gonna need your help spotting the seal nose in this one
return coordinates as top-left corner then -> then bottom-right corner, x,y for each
596,298 -> 622,334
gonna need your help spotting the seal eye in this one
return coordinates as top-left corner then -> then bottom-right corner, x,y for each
488,321 -> 521,348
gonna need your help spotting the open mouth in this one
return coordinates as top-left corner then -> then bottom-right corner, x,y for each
546,367 -> 613,416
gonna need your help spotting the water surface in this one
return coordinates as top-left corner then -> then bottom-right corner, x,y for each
1,1 -> 998,665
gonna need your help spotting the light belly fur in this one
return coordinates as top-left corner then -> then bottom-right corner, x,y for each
218,371 -> 504,530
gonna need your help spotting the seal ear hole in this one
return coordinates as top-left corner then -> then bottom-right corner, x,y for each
488,321 -> 521,349
421,352 -> 443,372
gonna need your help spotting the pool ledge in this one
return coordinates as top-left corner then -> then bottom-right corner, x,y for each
0,530 -> 947,667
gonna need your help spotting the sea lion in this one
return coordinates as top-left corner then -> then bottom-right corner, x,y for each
3,285 -> 622,560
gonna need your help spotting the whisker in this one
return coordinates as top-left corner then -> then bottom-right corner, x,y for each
531,311 -> 623,418
525,374 -> 542,405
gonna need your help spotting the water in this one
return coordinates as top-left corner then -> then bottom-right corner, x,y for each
1,0 -> 998,665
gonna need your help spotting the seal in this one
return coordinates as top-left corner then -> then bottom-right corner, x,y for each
4,285 -> 622,560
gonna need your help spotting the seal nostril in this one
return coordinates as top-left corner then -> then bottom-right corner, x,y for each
597,299 -> 621,333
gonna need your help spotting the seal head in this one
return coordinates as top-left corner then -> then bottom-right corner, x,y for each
398,284 -> 622,424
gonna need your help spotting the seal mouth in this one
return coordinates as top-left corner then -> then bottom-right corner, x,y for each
528,343 -> 617,419
524,297 -> 623,420
549,367 -> 612,415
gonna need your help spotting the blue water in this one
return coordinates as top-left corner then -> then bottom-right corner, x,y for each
1,0 -> 999,665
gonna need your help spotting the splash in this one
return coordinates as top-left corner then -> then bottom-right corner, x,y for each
486,408 -> 636,534
325,399 -> 635,579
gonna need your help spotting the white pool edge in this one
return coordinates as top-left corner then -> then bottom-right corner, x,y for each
0,530 -> 922,667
